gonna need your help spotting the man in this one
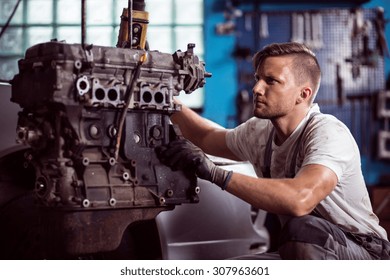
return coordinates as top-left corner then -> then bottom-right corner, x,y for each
156,42 -> 390,259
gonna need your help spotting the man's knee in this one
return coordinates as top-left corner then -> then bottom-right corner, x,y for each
277,216 -> 345,259
278,215 -> 347,248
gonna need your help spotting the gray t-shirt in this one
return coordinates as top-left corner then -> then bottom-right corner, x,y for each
226,104 -> 388,240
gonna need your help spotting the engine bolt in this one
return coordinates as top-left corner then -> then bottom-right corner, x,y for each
82,199 -> 90,208
167,189 -> 174,197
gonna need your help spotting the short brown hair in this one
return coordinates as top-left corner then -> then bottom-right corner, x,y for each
253,42 -> 321,102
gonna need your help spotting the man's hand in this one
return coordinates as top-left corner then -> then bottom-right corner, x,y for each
155,139 -> 233,190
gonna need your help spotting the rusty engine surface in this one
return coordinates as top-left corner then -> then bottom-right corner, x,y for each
7,40 -> 210,256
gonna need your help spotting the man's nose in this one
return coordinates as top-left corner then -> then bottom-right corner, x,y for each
252,80 -> 265,96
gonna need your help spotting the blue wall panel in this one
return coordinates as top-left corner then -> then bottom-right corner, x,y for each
203,0 -> 390,185
203,0 -> 238,127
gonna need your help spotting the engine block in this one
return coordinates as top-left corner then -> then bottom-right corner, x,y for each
10,41 -> 210,254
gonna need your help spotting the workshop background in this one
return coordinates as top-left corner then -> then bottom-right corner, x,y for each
200,0 -> 390,233
0,0 -> 390,233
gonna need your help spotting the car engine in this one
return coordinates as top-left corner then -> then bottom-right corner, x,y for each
7,0 -> 210,256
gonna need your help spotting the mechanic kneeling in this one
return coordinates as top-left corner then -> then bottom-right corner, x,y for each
156,42 -> 390,260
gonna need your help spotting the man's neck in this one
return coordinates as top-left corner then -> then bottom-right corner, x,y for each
271,107 -> 311,146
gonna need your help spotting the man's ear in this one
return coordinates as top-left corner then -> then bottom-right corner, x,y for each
297,87 -> 313,104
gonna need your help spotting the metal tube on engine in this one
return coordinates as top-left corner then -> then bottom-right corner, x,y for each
81,0 -> 86,48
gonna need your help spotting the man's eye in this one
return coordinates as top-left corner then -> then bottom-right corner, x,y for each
265,77 -> 276,84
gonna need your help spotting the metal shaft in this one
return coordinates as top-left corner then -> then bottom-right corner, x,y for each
128,0 -> 133,48
82,0 -> 86,48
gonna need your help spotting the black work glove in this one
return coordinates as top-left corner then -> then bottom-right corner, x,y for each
155,139 -> 233,190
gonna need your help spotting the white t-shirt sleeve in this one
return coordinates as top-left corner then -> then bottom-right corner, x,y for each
301,116 -> 359,181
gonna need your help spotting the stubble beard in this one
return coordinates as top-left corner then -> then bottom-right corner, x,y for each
253,106 -> 282,120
